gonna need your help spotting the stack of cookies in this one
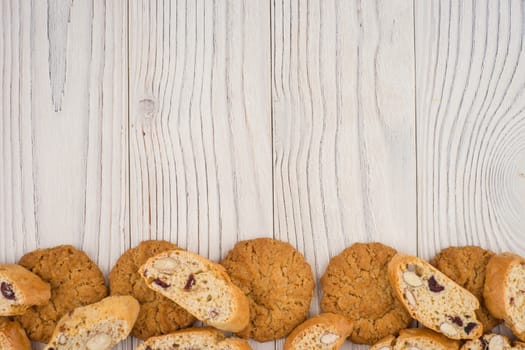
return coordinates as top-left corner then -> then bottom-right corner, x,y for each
1,239 -> 524,350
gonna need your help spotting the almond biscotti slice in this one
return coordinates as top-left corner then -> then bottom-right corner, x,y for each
484,253 -> 525,341
461,333 -> 525,350
0,318 -> 31,350
139,249 -> 249,333
371,328 -> 460,350
388,254 -> 482,339
284,313 -> 353,350
136,327 -> 252,350
44,295 -> 139,350
0,264 -> 50,315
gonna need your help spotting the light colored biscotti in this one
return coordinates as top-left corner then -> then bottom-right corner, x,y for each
136,327 -> 252,350
284,313 -> 353,350
0,318 -> 31,350
44,295 -> 139,350
0,264 -> 51,316
371,328 -> 460,350
484,253 -> 525,341
388,254 -> 482,339
461,333 -> 525,350
139,249 -> 250,333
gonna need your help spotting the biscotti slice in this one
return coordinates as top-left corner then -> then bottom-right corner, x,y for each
139,249 -> 249,333
0,264 -> 50,315
460,333 -> 525,350
371,328 -> 460,350
44,295 -> 139,350
388,254 -> 483,339
0,318 -> 31,350
484,253 -> 525,341
284,313 -> 353,350
136,327 -> 252,350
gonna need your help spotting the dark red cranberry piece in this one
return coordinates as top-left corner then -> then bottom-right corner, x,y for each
153,278 -> 170,288
511,297 -> 515,305
464,322 -> 477,334
184,274 -> 196,290
448,315 -> 463,326
427,276 -> 445,292
1,282 -> 15,300
145,347 -> 152,350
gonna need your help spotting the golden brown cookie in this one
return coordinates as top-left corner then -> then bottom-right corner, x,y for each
320,242 -> 412,344
431,246 -> 500,332
221,238 -> 315,342
109,240 -> 195,339
15,245 -> 108,343
0,318 -> 31,350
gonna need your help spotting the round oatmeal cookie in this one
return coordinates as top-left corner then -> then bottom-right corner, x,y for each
109,240 -> 196,340
16,245 -> 108,343
221,238 -> 314,342
431,246 -> 500,332
320,242 -> 412,344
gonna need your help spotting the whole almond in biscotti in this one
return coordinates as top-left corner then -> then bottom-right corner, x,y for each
371,328 -> 461,350
431,246 -> 500,332
484,253 -> 525,341
388,253 -> 483,339
44,295 -> 139,350
221,238 -> 315,342
135,327 -> 252,350
0,318 -> 31,350
321,243 -> 412,344
16,245 -> 108,343
0,264 -> 50,316
284,313 -> 353,350
139,249 -> 249,333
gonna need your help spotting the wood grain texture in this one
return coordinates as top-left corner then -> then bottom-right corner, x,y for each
416,0 -> 525,260
0,1 -> 128,348
128,1 -> 272,348
272,0 -> 416,348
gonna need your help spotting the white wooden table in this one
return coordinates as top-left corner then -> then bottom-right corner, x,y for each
1,1 -> 524,349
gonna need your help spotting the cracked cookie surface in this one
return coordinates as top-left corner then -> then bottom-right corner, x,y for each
431,246 -> 500,332
221,238 -> 314,342
321,242 -> 412,344
16,245 -> 107,343
109,240 -> 195,340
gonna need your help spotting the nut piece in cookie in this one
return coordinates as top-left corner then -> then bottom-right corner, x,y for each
388,254 -> 483,339
321,243 -> 412,344
140,249 -> 249,333
0,318 -> 31,350
221,238 -> 315,342
16,245 -> 108,343
109,240 -> 195,339
484,253 -> 525,341
371,328 -> 461,350
431,246 -> 500,332
284,313 -> 353,350
135,327 -> 252,350
44,295 -> 139,350
0,264 -> 50,316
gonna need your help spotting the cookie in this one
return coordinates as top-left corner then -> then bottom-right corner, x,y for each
16,245 -> 108,343
109,240 -> 195,340
484,253 -> 525,341
221,238 -> 315,342
0,318 -> 31,350
140,249 -> 250,333
461,333 -> 525,350
320,243 -> 412,344
284,313 -> 353,350
136,327 -> 252,350
371,328 -> 461,350
388,253 -> 483,339
431,246 -> 500,332
44,295 -> 139,350
0,264 -> 50,316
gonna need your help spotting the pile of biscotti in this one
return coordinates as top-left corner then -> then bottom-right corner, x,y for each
0,239 -> 524,350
